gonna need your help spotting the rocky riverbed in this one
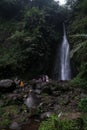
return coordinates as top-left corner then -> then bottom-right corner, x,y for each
0,79 -> 86,130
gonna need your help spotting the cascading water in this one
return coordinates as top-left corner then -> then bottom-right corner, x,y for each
53,24 -> 71,80
60,24 -> 71,80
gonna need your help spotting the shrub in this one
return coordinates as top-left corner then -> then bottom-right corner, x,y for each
0,112 -> 11,127
39,115 -> 78,130
70,76 -> 87,89
79,97 -> 87,112
82,114 -> 87,130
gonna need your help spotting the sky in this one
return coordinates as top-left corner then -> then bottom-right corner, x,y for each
54,0 -> 66,5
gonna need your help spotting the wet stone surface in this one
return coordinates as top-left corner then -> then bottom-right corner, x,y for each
0,80 -> 86,130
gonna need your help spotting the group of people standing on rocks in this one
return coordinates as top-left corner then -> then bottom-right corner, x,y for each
14,75 -> 49,88
34,75 -> 49,83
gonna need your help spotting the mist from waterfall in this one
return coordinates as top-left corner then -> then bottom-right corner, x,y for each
53,24 -> 71,80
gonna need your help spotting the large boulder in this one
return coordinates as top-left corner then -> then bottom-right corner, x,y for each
24,91 -> 40,109
0,79 -> 16,91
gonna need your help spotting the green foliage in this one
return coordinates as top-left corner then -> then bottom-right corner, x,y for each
79,97 -> 87,112
24,7 -> 45,31
70,76 -> 87,89
0,0 -> 24,19
68,15 -> 87,34
0,106 -> 4,116
68,8 -> 87,85
39,115 -> 79,130
82,114 -> 87,130
78,0 -> 87,13
0,104 -> 27,128
0,0 -> 64,79
0,105 -> 22,127
70,43 -> 87,88
0,45 -> 19,66
0,112 -> 11,127
66,0 -> 78,10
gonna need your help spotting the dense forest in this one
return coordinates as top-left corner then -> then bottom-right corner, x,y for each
67,0 -> 87,87
0,0 -> 86,84
0,0 -> 87,130
0,0 -> 65,79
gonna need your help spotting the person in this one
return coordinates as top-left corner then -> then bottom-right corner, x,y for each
42,75 -> 49,82
45,75 -> 49,82
19,80 -> 24,87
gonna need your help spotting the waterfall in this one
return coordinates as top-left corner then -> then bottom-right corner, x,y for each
53,24 -> 71,80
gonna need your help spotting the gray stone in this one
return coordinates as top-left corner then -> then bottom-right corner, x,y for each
40,112 -> 53,119
0,79 -> 15,88
24,92 -> 40,109
9,122 -> 21,130
14,77 -> 20,85
34,89 -> 41,94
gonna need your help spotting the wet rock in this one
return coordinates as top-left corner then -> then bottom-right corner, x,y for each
36,84 -> 42,89
9,122 -> 21,130
34,89 -> 41,95
14,77 -> 20,85
40,112 -> 53,119
52,91 -> 61,96
23,94 -> 27,98
54,104 -> 61,112
24,92 -> 40,109
0,79 -> 16,91
0,79 -> 14,87
8,94 -> 22,100
42,85 -> 52,94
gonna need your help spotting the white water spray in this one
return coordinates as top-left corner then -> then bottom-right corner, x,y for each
60,24 -> 71,80
53,24 -> 71,80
